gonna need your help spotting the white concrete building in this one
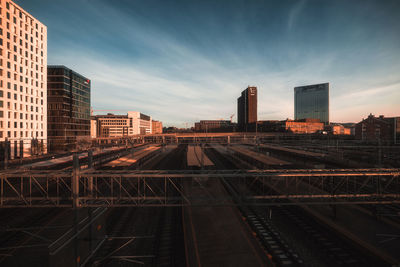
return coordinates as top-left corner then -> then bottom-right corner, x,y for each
127,111 -> 152,135
95,112 -> 152,138
0,0 -> 47,158
90,117 -> 97,138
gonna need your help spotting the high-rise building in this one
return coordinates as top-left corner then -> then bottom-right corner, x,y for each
47,66 -> 91,151
294,83 -> 329,124
237,86 -> 257,126
0,0 -> 47,158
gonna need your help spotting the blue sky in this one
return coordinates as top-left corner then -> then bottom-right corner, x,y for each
16,0 -> 400,126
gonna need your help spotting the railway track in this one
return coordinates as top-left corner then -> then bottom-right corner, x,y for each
205,145 -> 304,266
85,144 -> 187,266
0,208 -> 68,266
206,144 -> 389,266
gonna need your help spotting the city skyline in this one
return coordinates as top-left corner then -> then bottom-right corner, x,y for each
15,0 -> 400,127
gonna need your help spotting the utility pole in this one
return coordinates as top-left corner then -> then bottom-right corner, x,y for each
72,153 -> 80,267
255,121 -> 259,151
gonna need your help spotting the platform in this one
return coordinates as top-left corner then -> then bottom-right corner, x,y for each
187,145 -> 214,167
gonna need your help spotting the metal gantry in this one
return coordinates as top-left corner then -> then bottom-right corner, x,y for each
0,169 -> 399,208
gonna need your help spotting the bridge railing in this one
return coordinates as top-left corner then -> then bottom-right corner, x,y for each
0,169 -> 399,208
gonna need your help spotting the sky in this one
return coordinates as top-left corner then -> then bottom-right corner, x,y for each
15,0 -> 400,127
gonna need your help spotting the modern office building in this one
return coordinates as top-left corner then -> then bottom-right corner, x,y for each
237,86 -> 257,127
0,0 -> 47,158
95,111 -> 152,138
47,66 -> 91,151
152,120 -> 163,134
294,83 -> 329,124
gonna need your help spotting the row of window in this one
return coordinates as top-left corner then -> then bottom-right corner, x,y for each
0,36 -> 44,61
0,28 -> 44,51
1,120 -> 43,129
99,119 -> 128,123
0,103 -> 44,115
100,123 -> 129,126
0,70 -> 44,85
0,130 -> 44,138
2,91 -> 44,103
0,49 -> 44,71
4,103 -> 44,115
2,110 -> 44,120
1,1 -> 45,34
0,57 -> 45,81
0,87 -> 44,99
48,72 -> 90,87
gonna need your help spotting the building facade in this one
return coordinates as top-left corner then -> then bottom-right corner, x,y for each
284,119 -> 324,134
95,112 -> 152,138
47,66 -> 90,151
194,120 -> 235,132
0,0 -> 47,158
256,119 -> 324,134
294,83 -> 329,124
152,120 -> 163,134
355,114 -> 400,143
90,116 -> 97,138
330,124 -> 351,135
237,86 -> 257,127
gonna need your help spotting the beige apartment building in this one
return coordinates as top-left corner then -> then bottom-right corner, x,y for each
152,120 -> 163,134
0,0 -> 47,158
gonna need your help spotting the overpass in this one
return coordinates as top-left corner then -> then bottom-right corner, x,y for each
0,168 -> 399,208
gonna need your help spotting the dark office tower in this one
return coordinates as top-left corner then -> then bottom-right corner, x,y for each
47,66 -> 91,152
294,83 -> 329,124
237,86 -> 257,126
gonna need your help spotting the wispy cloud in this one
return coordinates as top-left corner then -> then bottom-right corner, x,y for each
16,0 -> 400,127
287,0 -> 308,31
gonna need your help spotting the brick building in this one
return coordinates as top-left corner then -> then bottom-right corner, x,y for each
355,114 -> 400,143
194,120 -> 235,132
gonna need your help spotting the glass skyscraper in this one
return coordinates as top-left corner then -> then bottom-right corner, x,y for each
47,66 -> 90,151
294,83 -> 329,124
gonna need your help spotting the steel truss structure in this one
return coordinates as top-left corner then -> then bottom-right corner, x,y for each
0,169 -> 399,207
